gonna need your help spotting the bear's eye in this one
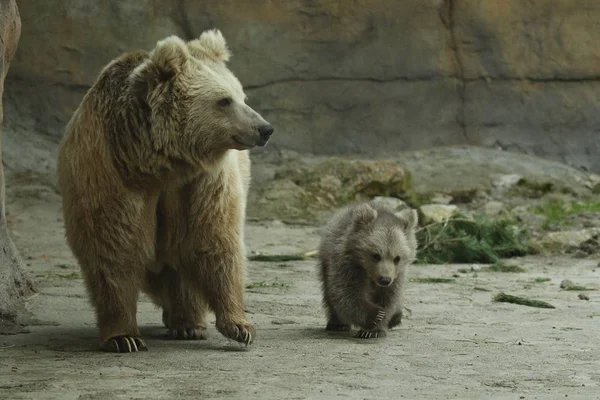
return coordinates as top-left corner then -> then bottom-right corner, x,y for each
371,254 -> 381,262
217,97 -> 232,107
393,256 -> 401,265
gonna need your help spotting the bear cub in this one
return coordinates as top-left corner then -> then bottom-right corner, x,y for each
318,201 -> 418,338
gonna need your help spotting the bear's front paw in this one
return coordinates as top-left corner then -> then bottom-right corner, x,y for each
168,326 -> 208,340
216,319 -> 256,346
354,329 -> 386,339
101,336 -> 148,353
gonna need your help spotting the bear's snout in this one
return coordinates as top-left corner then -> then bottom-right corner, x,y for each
257,124 -> 274,146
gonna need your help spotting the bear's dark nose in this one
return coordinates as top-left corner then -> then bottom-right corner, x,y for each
378,277 -> 392,287
258,124 -> 274,141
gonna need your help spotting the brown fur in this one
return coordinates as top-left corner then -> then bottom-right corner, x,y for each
57,30 -> 272,352
318,201 -> 418,339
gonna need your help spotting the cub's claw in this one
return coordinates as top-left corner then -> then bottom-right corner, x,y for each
355,330 -> 386,339
367,308 -> 386,329
101,336 -> 148,353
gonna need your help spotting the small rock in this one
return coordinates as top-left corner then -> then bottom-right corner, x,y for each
372,196 -> 408,211
494,174 -> 522,190
560,279 -> 573,289
578,293 -> 590,300
419,204 -> 458,223
533,229 -> 600,255
429,193 -> 453,205
484,201 -> 505,217
271,319 -> 297,325
586,174 -> 600,193
471,264 -> 481,271
573,249 -> 588,259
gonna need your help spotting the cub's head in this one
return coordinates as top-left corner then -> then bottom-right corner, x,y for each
348,203 -> 418,288
130,29 -> 273,161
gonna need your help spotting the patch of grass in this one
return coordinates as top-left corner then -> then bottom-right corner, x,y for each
511,179 -> 555,199
535,199 -> 600,230
562,285 -> 596,291
485,261 -> 526,273
248,254 -> 306,262
410,277 -> 456,284
416,214 -> 531,264
474,287 -> 492,292
493,292 -> 555,309
56,272 -> 80,280
245,279 -> 291,290
560,327 -> 583,331
534,277 -> 552,283
457,268 -> 469,273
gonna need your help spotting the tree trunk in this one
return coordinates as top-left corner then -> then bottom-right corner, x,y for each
0,0 -> 34,334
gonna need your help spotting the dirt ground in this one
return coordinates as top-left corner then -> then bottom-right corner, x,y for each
1,175 -> 599,400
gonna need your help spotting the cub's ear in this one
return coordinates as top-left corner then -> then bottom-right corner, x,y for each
150,35 -> 190,78
187,28 -> 231,63
352,203 -> 378,229
394,208 -> 419,231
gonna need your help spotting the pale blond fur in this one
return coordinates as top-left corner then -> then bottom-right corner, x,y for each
57,30 -> 271,352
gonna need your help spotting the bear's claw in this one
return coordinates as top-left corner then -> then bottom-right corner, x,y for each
217,320 -> 256,346
101,336 -> 148,353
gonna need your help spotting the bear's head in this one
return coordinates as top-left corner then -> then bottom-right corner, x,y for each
129,29 -> 273,163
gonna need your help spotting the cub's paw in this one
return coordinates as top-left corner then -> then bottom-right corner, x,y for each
216,319 -> 256,346
168,326 -> 208,340
388,311 -> 402,329
326,321 -> 350,332
354,330 -> 386,339
101,336 -> 148,353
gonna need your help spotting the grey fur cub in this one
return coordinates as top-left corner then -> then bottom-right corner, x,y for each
318,200 -> 418,339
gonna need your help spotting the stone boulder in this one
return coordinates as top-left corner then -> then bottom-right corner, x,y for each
248,157 -> 411,224
0,0 -> 34,333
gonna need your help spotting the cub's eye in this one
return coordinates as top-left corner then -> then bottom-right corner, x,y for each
393,256 -> 401,265
371,254 -> 381,262
217,97 -> 232,107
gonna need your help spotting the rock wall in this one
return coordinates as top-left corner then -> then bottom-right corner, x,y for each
4,0 -> 600,172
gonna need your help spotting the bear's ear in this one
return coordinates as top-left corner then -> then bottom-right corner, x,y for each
150,35 -> 190,78
187,28 -> 231,63
352,203 -> 378,229
394,209 -> 419,231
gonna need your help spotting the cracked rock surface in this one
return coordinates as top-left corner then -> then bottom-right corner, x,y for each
4,0 -> 600,173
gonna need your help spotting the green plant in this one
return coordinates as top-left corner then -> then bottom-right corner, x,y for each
416,214 -> 530,264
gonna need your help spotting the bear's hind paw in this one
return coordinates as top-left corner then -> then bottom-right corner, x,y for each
168,326 -> 208,340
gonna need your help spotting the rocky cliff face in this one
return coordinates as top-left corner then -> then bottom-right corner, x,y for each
4,0 -> 600,172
